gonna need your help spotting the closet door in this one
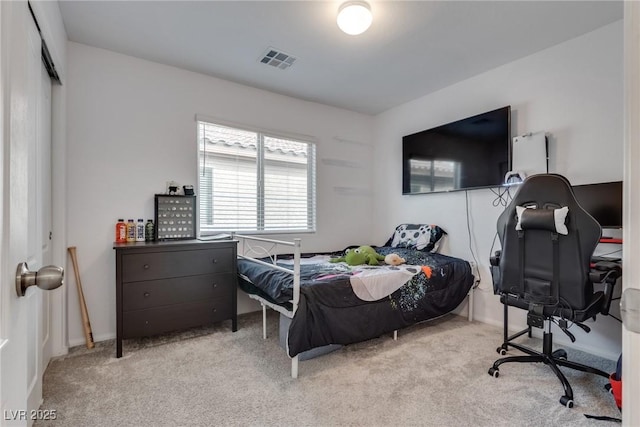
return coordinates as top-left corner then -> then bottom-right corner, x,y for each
623,3 -> 640,426
0,2 -> 57,423
38,47 -> 54,378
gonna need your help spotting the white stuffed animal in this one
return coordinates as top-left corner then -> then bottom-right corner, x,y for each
384,253 -> 406,266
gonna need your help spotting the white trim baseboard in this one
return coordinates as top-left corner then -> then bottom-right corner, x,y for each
68,332 -> 116,349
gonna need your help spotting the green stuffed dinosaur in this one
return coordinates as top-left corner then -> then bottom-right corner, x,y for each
330,245 -> 385,266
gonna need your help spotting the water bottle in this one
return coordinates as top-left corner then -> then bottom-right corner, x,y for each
136,219 -> 145,242
126,219 -> 136,242
115,219 -> 127,243
145,219 -> 154,242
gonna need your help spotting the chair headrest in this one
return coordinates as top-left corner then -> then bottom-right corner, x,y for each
515,205 -> 569,235
498,173 -> 600,245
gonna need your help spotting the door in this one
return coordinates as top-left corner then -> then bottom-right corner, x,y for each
623,3 -> 640,426
0,1 -> 56,424
38,46 -> 53,379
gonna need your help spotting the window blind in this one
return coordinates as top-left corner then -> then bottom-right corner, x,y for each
197,120 -> 316,234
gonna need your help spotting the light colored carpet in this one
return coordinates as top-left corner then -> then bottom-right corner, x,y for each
37,312 -> 620,426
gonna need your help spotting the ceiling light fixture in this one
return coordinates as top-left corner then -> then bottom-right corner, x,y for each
337,1 -> 372,36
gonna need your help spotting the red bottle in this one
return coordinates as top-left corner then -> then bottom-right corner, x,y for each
115,219 -> 127,243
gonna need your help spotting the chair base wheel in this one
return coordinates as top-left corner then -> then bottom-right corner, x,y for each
496,346 -> 507,356
488,367 -> 499,378
552,349 -> 568,360
559,395 -> 574,408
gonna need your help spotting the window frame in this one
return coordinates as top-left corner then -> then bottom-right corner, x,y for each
196,115 -> 317,236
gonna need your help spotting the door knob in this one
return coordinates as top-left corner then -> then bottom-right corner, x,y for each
16,262 -> 64,297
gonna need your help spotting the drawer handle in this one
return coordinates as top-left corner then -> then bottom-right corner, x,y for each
212,283 -> 217,289
212,259 -> 217,264
143,264 -> 150,270
144,292 -> 150,298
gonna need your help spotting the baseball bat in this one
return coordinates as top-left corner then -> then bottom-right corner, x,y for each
67,246 -> 95,349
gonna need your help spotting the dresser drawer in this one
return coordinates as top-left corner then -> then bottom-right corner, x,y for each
122,300 -> 232,339
122,273 -> 234,311
122,248 -> 233,282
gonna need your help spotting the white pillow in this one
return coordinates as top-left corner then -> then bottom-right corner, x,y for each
515,205 -> 569,235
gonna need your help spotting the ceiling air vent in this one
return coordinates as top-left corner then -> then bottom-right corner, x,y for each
259,47 -> 297,70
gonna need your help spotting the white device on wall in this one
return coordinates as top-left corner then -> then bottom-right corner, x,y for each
505,131 -> 548,185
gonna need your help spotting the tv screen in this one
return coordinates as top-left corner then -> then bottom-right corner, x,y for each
402,106 -> 511,194
572,181 -> 623,229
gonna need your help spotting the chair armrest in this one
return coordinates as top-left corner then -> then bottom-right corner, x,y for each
490,251 -> 502,294
592,261 -> 622,316
490,250 -> 501,267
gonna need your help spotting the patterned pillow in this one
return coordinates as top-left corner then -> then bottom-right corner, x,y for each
384,224 -> 447,252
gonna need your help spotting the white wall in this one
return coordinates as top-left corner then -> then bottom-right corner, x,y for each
372,21 -> 624,360
66,21 -> 625,359
65,42 -> 374,346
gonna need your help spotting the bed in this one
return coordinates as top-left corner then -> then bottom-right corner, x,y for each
233,225 -> 475,378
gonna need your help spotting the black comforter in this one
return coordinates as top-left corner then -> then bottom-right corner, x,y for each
237,246 -> 474,357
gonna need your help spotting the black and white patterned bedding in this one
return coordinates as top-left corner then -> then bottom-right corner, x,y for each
237,246 -> 474,357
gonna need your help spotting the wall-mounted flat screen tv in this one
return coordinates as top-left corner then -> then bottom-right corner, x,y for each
402,106 -> 511,194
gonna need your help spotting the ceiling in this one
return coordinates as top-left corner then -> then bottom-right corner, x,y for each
58,1 -> 623,115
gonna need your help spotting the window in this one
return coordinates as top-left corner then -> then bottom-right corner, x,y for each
197,119 -> 316,235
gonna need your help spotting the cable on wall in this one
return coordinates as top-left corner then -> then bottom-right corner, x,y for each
491,186 -> 513,207
464,190 -> 482,288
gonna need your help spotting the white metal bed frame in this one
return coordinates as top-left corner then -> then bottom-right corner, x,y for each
233,233 -> 475,379
234,233 -> 302,378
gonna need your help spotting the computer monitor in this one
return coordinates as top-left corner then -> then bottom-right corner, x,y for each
572,181 -> 623,229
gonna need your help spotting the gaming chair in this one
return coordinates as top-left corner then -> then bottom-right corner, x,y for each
488,174 -> 620,407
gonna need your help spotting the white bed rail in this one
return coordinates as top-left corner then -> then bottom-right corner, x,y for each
233,233 -> 301,378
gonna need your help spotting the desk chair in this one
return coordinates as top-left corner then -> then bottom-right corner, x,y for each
488,174 -> 620,407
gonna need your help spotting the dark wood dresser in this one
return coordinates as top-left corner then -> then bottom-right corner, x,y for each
113,239 -> 237,357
